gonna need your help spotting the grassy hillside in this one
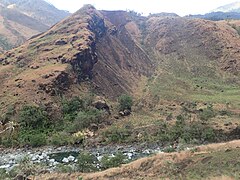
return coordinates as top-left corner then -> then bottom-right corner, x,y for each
0,6 -> 240,180
0,35 -> 12,51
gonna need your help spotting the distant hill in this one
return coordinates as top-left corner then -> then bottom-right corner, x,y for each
0,0 -> 70,52
186,2 -> 240,21
149,12 -> 179,18
213,1 -> 240,13
186,11 -> 240,21
0,0 -> 70,26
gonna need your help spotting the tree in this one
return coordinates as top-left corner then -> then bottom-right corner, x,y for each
19,106 -> 49,129
118,94 -> 133,111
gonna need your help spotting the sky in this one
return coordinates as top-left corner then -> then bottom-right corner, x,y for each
47,0 -> 239,16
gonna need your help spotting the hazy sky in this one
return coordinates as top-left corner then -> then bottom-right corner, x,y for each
47,0 -> 238,16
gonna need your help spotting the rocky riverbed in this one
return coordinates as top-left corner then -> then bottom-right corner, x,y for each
0,144 -> 167,172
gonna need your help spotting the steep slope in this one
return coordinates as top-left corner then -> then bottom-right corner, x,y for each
0,5 -> 240,115
136,16 -> 240,105
0,0 -> 70,26
0,5 -> 153,114
0,0 -> 70,52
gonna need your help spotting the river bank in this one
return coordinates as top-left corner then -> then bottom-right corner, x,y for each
0,143 -> 168,172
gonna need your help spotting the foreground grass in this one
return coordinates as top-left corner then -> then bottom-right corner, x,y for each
182,149 -> 240,179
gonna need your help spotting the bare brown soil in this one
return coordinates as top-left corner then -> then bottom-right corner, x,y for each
0,5 -> 240,116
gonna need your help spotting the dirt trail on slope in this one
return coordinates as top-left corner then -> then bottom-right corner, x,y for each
33,139 -> 240,180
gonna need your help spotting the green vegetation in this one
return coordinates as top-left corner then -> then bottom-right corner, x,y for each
0,156 -> 49,179
102,124 -> 133,143
155,119 -> 216,144
0,95 -> 106,148
0,168 -> 9,180
77,152 -> 98,172
56,164 -> 75,173
49,131 -> 76,146
101,152 -> 128,169
198,105 -> 216,121
160,148 -> 240,179
65,108 -> 103,133
118,94 -> 133,111
102,104 -> 222,145
61,95 -> 104,134
18,131 -> 47,148
77,151 -> 129,172
19,106 -> 49,130
146,52 -> 240,108
102,119 -> 216,145
0,35 -> 13,51
62,96 -> 85,121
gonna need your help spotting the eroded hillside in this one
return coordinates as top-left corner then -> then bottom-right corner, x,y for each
0,5 -> 240,179
0,5 -> 154,115
0,5 -> 239,115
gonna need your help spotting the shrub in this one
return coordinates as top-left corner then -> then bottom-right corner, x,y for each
0,168 -> 9,179
50,131 -> 74,146
1,105 -> 15,124
62,97 -> 84,121
0,137 -> 18,148
219,110 -> 232,116
163,146 -> 175,153
102,126 -> 132,143
198,106 -> 216,121
75,109 -> 102,129
30,133 -> 47,147
19,106 -> 49,130
18,131 -> 47,147
11,156 -> 39,176
201,127 -> 215,141
65,109 -> 103,133
101,152 -> 128,169
62,97 -> 84,114
77,152 -> 98,172
56,164 -> 74,173
118,94 -> 133,111
155,119 -> 216,144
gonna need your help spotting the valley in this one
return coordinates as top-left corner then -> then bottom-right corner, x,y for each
0,3 -> 240,180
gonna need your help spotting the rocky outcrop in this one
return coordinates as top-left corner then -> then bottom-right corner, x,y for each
38,72 -> 70,96
0,5 -> 239,115
92,98 -> 110,114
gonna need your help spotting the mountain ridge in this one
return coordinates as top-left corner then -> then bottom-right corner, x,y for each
0,6 -> 240,178
213,1 -> 240,13
0,0 -> 70,52
0,5 -> 239,115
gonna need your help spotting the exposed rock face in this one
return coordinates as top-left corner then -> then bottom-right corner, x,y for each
38,71 -> 70,96
0,5 -> 239,115
92,99 -> 110,114
0,5 -> 152,114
